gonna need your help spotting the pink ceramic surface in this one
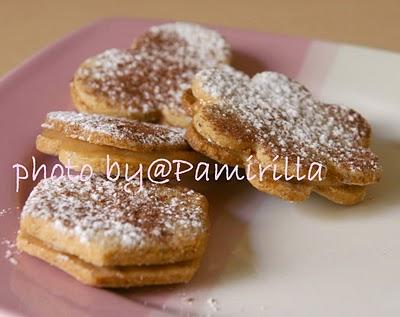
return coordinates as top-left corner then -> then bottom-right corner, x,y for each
1,18 -> 400,317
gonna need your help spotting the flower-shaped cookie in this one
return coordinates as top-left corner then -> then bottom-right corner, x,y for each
71,22 -> 231,127
184,66 -> 382,204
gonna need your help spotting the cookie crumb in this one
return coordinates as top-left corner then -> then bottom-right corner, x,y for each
0,207 -> 15,217
9,257 -> 18,265
179,291 -> 195,305
207,297 -> 220,312
186,297 -> 195,304
2,239 -> 20,265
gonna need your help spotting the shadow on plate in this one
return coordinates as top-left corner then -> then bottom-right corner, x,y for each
117,179 -> 257,314
297,136 -> 400,219
10,253 -> 162,317
15,152 -> 258,315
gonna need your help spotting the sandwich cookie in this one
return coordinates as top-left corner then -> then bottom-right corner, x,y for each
183,66 -> 382,204
71,22 -> 231,127
17,175 -> 209,287
36,111 -> 206,177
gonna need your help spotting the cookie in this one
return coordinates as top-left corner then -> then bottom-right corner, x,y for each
36,111 -> 206,176
71,22 -> 231,127
17,231 -> 200,288
17,175 -> 209,287
184,66 -> 382,204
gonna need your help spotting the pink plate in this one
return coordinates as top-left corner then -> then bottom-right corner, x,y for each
1,18 -> 400,317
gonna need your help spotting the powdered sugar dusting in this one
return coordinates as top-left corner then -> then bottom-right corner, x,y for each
147,22 -> 231,64
75,22 -> 230,118
76,49 -> 158,116
0,207 -> 17,217
21,176 -> 207,248
43,111 -> 188,150
2,239 -> 21,265
194,66 -> 381,180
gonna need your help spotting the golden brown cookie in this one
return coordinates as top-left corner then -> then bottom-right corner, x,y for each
71,22 -> 231,127
17,175 -> 209,287
17,231 -> 200,288
36,111 -> 207,176
184,65 -> 382,204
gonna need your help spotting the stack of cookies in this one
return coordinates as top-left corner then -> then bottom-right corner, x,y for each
36,111 -> 206,176
18,177 -> 208,287
183,66 -> 382,205
17,22 -> 382,288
